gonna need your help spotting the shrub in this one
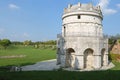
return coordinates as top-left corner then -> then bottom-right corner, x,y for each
0,39 -> 11,49
110,53 -> 120,61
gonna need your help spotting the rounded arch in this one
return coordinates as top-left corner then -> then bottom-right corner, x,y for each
67,48 -> 75,53
65,48 -> 75,68
84,48 -> 94,69
101,48 -> 105,54
101,48 -> 105,66
84,48 -> 94,54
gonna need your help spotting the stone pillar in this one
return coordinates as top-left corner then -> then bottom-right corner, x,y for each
75,55 -> 84,69
103,54 -> 108,66
56,49 -> 61,65
94,55 -> 101,68
56,54 -> 61,65
70,53 -> 75,68
60,55 -> 66,67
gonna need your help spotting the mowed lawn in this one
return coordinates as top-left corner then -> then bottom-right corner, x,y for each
1,45 -> 120,80
0,70 -> 120,80
0,45 -> 56,66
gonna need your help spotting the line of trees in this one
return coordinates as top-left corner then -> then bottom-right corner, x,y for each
0,39 -> 11,49
0,38 -> 56,49
12,40 -> 56,46
108,34 -> 120,44
1,33 -> 119,50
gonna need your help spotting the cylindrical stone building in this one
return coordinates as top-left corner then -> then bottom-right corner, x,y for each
57,2 -> 108,70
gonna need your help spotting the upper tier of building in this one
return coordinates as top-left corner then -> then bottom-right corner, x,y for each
62,2 -> 103,20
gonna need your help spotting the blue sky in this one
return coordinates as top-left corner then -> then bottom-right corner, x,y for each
0,0 -> 120,41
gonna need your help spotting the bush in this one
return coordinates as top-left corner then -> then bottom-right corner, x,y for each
110,53 -> 120,61
0,39 -> 11,49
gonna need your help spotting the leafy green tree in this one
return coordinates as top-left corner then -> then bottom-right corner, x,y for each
11,41 -> 23,45
44,40 -> 56,45
108,38 -> 114,44
23,40 -> 32,46
0,39 -> 11,49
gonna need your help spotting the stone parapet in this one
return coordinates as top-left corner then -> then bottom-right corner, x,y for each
63,3 -> 103,19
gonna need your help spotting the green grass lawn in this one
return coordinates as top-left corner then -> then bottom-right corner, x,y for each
1,61 -> 120,80
1,45 -> 120,80
110,61 -> 120,70
0,70 -> 120,80
0,45 -> 56,66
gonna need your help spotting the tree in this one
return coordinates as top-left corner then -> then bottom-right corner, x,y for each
11,41 -> 23,45
0,39 -> 11,49
44,40 -> 56,45
23,40 -> 32,46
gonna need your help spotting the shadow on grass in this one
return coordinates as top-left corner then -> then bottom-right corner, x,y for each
0,70 -> 120,80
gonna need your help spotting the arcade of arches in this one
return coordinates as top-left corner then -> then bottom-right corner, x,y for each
65,48 -> 106,69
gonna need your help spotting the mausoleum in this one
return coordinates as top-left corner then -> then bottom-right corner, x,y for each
57,2 -> 108,70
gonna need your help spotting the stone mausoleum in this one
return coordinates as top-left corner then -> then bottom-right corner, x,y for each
57,2 -> 108,70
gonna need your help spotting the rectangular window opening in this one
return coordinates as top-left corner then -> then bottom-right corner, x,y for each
78,15 -> 81,19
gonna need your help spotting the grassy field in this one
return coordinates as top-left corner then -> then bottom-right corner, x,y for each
0,70 -> 120,80
1,45 -> 120,80
0,45 -> 56,66
111,61 -> 120,70
1,61 -> 120,80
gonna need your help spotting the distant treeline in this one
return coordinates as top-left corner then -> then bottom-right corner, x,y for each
0,39 -> 56,49
106,34 -> 120,44
12,40 -> 56,45
1,33 -> 120,49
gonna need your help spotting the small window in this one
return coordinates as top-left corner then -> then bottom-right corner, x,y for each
78,15 -> 81,19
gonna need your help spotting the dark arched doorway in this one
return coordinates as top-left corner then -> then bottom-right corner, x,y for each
84,48 -> 94,69
65,48 -> 75,68
101,48 -> 105,66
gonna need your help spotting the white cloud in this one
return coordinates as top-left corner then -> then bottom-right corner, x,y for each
8,3 -> 20,9
98,0 -> 108,8
103,9 -> 117,15
97,0 -> 117,15
117,4 -> 120,8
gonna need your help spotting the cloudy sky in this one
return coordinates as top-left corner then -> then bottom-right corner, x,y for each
0,0 -> 120,41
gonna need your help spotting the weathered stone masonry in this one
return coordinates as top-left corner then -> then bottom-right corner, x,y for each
57,2 -> 108,70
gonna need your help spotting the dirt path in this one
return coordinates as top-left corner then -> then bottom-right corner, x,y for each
22,59 -> 60,71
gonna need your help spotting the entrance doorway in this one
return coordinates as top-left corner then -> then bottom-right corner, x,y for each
65,48 -> 75,68
84,48 -> 94,69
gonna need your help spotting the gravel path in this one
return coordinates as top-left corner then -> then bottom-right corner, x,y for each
22,59 -> 60,71
22,59 -> 115,71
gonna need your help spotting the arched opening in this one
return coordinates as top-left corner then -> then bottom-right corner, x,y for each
101,48 -> 105,66
84,48 -> 94,69
65,48 -> 75,68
